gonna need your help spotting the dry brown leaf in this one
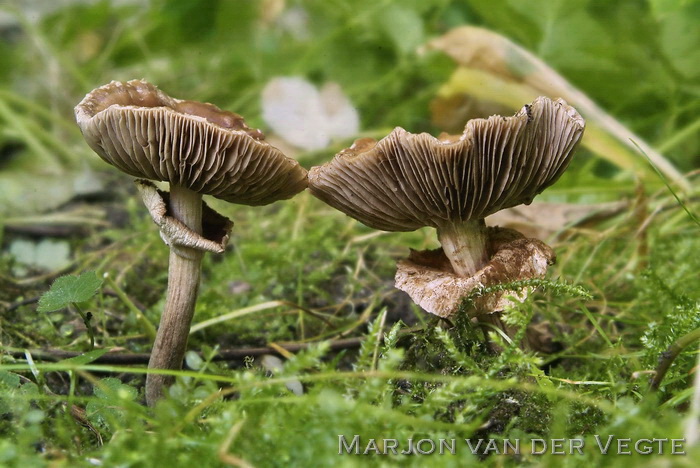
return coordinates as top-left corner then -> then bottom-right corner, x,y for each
487,201 -> 627,239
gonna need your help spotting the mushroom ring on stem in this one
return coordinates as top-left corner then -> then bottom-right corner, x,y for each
75,80 -> 307,406
308,97 -> 584,324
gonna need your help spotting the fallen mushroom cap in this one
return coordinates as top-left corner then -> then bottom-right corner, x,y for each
308,96 -> 584,231
395,227 -> 554,318
75,80 -> 308,205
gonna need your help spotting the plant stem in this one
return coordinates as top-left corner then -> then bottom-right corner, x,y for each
103,274 -> 156,341
73,303 -> 95,350
437,219 -> 488,277
651,326 -> 700,390
146,184 -> 203,407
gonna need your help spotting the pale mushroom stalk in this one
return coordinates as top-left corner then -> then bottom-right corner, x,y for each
145,185 -> 203,404
308,97 -> 585,344
437,219 -> 513,342
437,219 -> 488,277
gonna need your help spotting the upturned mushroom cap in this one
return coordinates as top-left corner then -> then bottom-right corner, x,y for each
308,97 -> 584,231
75,80 -> 308,205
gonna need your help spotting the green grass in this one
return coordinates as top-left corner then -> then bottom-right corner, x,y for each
1,0 -> 700,466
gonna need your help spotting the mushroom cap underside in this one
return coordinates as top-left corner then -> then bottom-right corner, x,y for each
76,80 -> 308,205
308,96 -> 584,231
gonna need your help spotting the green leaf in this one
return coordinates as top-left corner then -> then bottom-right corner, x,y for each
658,2 -> 700,80
531,368 -> 556,395
18,381 -> 39,397
57,349 -> 110,366
37,271 -> 103,312
87,378 -> 139,430
649,0 -> 700,16
93,377 -> 138,402
0,371 -> 20,389
0,371 -> 23,415
377,5 -> 425,56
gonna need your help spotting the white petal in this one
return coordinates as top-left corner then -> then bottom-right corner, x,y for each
261,77 -> 330,150
320,82 -> 360,140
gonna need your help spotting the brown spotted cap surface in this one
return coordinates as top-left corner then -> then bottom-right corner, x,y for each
75,80 -> 307,205
308,97 -> 584,231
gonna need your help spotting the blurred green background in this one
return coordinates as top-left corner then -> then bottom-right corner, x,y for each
1,0 -> 699,201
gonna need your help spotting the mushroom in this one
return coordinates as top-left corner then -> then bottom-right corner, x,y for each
308,97 -> 584,335
75,80 -> 307,405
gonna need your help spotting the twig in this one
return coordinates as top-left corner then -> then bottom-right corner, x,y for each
5,337 -> 374,365
651,327 -> 700,390
6,295 -> 41,312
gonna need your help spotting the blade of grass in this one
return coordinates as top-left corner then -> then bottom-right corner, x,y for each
580,305 -> 614,348
103,274 -> 156,341
189,301 -> 287,334
631,139 -> 700,228
657,116 -> 700,154
0,99 -> 62,170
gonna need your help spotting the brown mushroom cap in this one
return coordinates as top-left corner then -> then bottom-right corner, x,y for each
308,97 -> 584,231
75,80 -> 308,205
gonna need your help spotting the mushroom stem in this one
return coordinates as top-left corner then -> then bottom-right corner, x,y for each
146,184 -> 203,406
437,220 -> 522,347
437,219 -> 488,277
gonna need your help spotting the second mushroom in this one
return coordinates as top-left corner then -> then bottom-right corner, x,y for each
75,80 -> 307,405
308,97 -> 585,340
